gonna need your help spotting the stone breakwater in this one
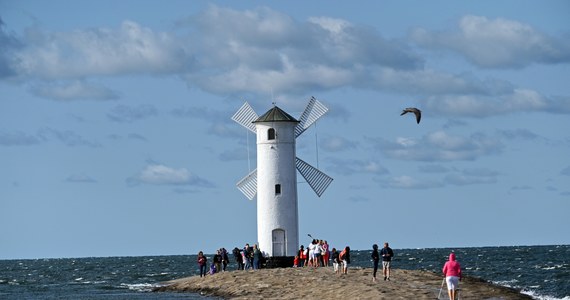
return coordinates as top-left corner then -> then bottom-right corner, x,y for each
154,267 -> 532,299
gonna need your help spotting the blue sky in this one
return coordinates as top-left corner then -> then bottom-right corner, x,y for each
1,1 -> 569,259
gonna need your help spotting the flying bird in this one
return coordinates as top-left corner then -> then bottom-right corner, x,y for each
400,107 -> 421,124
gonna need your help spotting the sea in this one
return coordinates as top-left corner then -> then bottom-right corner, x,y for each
1,245 -> 568,300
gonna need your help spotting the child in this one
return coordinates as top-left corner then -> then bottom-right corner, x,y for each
331,248 -> 340,274
293,255 -> 299,267
209,262 -> 217,275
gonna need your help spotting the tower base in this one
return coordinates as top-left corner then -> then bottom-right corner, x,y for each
264,256 -> 295,268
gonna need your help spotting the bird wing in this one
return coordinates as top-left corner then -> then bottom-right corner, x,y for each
400,107 -> 421,124
415,111 -> 421,124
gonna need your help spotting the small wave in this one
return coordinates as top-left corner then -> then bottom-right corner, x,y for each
540,264 -> 565,270
80,280 -> 107,285
8,279 -> 21,286
521,289 -> 570,300
119,283 -> 160,292
493,279 -> 519,289
145,272 -> 170,277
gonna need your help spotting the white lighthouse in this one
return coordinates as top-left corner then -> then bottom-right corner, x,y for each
232,97 -> 333,258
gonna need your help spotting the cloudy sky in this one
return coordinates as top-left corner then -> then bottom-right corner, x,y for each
1,0 -> 569,259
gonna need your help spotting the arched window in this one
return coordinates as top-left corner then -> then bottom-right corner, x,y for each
268,128 -> 276,140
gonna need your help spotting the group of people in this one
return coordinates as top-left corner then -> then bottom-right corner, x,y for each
292,239 -> 352,276
294,239 -> 330,268
371,242 -> 394,282
233,243 -> 264,270
370,242 -> 462,300
197,243 -> 265,277
197,248 -> 230,277
197,241 -> 462,300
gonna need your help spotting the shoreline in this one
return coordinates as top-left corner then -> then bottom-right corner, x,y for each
154,267 -> 532,299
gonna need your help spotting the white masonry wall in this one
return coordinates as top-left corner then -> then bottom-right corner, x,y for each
255,121 -> 299,257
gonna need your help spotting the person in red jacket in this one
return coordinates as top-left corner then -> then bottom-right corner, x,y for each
442,252 -> 462,300
197,251 -> 207,277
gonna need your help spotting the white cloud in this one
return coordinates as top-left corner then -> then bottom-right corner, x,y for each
371,130 -> 503,161
38,128 -> 99,148
444,168 -> 498,186
381,175 -> 443,189
411,15 -> 570,68
0,128 -> 99,148
396,137 -> 416,147
13,21 -> 190,80
421,88 -> 570,118
107,105 -> 158,123
4,6 -> 424,100
418,164 -> 450,173
3,7 -> 568,119
321,136 -> 358,152
30,80 -> 119,101
129,164 -> 214,187
327,158 -> 389,175
379,167 -> 499,190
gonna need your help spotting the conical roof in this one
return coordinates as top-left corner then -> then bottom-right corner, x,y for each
254,106 -> 299,123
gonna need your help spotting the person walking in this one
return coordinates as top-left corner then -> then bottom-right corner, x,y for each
308,239 -> 316,267
315,240 -> 323,267
197,251 -> 207,277
371,244 -> 380,282
221,248 -> 229,271
213,249 -> 223,273
331,248 -> 340,274
253,244 -> 263,270
232,247 -> 244,270
380,242 -> 394,281
323,241 -> 330,267
340,246 -> 350,274
244,244 -> 253,270
442,252 -> 462,300
242,248 -> 251,270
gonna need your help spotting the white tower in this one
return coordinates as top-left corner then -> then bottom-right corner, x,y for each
232,97 -> 333,257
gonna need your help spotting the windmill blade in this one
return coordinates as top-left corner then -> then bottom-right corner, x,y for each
232,102 -> 258,133
296,157 -> 333,197
295,96 -> 329,138
236,168 -> 257,200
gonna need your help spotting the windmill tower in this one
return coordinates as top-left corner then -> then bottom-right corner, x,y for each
232,97 -> 333,258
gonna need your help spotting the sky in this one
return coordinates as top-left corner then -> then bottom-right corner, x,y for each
1,0 -> 569,259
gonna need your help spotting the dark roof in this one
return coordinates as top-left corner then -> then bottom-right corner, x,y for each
254,106 -> 299,123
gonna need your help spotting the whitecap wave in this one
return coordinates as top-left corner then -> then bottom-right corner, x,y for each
521,289 -> 570,300
119,283 -> 160,292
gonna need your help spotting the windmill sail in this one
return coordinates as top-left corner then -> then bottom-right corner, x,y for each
296,157 -> 333,197
233,99 -> 333,200
236,168 -> 257,200
295,96 -> 329,138
232,102 -> 258,133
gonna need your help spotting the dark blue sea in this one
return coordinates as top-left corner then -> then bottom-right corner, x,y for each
1,245 -> 568,299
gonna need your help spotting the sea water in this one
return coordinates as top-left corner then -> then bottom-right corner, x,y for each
1,245 -> 568,299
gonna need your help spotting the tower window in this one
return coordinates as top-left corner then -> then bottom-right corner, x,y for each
268,128 -> 276,140
275,184 -> 281,195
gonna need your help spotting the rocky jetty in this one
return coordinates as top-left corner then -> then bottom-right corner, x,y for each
154,267 -> 532,299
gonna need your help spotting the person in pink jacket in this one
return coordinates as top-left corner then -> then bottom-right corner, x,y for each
442,252 -> 462,300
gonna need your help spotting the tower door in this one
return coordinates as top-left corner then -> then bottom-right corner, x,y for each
272,229 -> 286,256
